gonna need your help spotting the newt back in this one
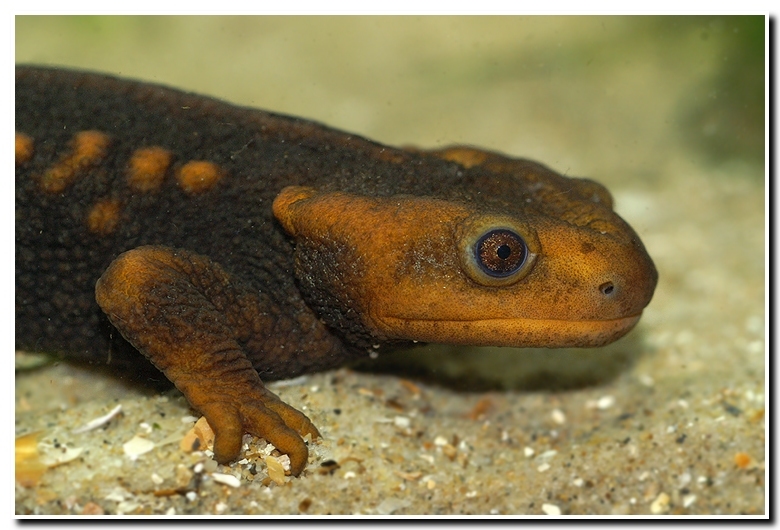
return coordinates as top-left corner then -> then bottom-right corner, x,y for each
15,66 -> 462,374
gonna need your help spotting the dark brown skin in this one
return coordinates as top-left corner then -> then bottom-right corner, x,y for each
15,66 -> 658,476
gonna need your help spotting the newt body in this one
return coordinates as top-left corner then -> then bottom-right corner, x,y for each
15,66 -> 657,475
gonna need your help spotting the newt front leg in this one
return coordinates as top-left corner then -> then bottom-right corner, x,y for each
95,245 -> 319,476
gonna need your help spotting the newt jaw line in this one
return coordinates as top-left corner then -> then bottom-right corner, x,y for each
376,313 -> 643,348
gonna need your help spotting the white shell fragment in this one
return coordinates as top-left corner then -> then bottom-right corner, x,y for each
122,435 -> 155,459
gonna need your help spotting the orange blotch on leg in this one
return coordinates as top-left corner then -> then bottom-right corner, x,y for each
15,132 -> 34,165
40,130 -> 111,194
127,146 -> 172,193
86,198 -> 122,236
95,246 -> 318,475
176,161 -> 224,194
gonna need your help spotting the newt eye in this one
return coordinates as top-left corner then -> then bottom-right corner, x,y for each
475,229 -> 527,278
458,217 -> 539,287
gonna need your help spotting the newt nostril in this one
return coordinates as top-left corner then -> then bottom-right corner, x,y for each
599,281 -> 615,296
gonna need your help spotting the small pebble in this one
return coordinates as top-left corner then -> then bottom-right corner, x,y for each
597,395 -> 616,410
104,487 -> 127,502
683,494 -> 697,508
420,454 -> 435,465
394,416 -> 411,429
542,503 -> 561,515
116,501 -> 139,515
81,502 -> 104,515
734,452 -> 752,469
211,473 -> 241,488
265,455 -> 287,485
650,492 -> 670,514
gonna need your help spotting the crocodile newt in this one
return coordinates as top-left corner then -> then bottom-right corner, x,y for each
15,65 -> 658,476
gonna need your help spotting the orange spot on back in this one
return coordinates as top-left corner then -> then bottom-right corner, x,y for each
40,130 -> 111,194
374,147 -> 408,164
176,161 -> 224,194
15,132 -> 34,165
87,198 -> 122,236
127,146 -> 172,193
434,147 -> 489,169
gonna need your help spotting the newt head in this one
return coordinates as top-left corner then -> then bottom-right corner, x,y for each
273,159 -> 657,349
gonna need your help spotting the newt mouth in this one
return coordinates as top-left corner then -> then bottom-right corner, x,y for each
376,313 -> 643,348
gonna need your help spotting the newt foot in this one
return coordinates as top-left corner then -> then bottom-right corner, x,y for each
197,387 -> 320,476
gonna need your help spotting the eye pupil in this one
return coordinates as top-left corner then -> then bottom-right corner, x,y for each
475,229 -> 527,278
